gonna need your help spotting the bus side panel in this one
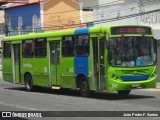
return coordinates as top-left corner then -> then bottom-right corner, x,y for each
2,59 -> 13,82
60,57 -> 75,88
21,58 -> 35,84
21,58 -> 50,87
74,56 -> 88,77
34,58 -> 49,87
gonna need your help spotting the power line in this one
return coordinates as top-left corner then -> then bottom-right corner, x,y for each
3,0 -> 157,21
3,0 -> 125,18
4,0 -> 158,24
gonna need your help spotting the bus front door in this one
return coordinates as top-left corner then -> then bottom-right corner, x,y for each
13,44 -> 20,83
50,41 -> 60,86
92,37 -> 106,90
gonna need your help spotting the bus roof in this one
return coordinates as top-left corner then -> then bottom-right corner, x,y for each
3,25 -> 152,41
3,29 -> 75,41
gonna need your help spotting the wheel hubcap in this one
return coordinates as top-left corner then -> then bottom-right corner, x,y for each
26,77 -> 31,89
81,82 -> 87,92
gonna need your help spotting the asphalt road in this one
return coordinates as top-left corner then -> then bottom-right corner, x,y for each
0,72 -> 160,120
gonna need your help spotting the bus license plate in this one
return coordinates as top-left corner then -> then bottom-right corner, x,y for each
132,84 -> 141,88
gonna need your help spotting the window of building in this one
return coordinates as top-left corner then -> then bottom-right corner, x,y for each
22,40 -> 34,58
82,8 -> 93,11
75,34 -> 90,56
8,17 -> 11,31
32,15 -> 38,32
3,42 -> 11,58
18,16 -> 23,29
18,16 -> 23,35
35,38 -> 46,57
62,36 -> 74,56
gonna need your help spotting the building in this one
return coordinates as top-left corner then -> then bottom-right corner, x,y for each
0,0 -> 29,66
5,0 -> 99,34
43,0 -> 85,31
0,1 -> 29,36
5,0 -> 42,36
0,10 -> 5,42
92,0 -> 160,36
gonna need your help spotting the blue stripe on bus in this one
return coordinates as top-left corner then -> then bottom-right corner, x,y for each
74,28 -> 89,82
74,28 -> 89,35
74,56 -> 88,77
120,75 -> 150,81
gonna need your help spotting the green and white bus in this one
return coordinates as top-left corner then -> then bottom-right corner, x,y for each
2,25 -> 157,97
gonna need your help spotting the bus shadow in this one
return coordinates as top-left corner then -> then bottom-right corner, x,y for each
5,87 -> 155,100
89,92 -> 156,100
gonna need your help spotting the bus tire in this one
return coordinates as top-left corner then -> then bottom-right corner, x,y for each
79,77 -> 90,97
117,90 -> 131,97
25,74 -> 33,92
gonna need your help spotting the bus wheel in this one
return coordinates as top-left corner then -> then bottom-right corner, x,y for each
117,90 -> 131,97
79,79 -> 90,97
25,74 -> 33,92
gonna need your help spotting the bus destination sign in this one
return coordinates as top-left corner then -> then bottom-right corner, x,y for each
111,26 -> 152,35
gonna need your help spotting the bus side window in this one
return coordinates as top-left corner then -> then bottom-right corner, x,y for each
35,38 -> 46,57
62,36 -> 74,57
75,34 -> 90,56
3,42 -> 11,58
22,40 -> 34,58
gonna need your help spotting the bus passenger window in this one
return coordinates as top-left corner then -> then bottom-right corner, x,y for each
75,34 -> 89,56
22,40 -> 34,58
62,36 -> 74,57
35,38 -> 46,57
3,42 -> 11,58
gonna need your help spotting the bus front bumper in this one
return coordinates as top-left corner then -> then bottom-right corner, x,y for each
107,75 -> 157,92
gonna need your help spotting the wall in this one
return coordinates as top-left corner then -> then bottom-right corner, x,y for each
94,0 -> 160,33
81,10 -> 93,23
43,0 -> 80,31
0,11 -> 4,24
5,3 -> 41,35
82,0 -> 98,7
98,0 -> 124,5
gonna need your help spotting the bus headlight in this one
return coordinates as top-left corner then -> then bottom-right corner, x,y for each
110,73 -> 119,79
111,74 -> 116,78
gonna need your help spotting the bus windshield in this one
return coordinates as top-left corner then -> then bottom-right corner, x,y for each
108,36 -> 156,67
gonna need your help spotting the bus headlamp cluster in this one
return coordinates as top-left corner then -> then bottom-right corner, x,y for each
111,74 -> 116,78
110,73 -> 119,79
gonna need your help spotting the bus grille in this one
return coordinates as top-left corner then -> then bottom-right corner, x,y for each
119,69 -> 150,81
120,75 -> 150,81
